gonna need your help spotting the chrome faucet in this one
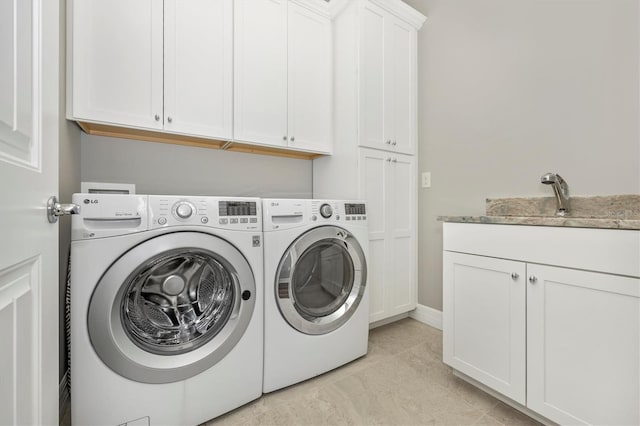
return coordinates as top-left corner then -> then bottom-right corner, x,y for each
541,173 -> 570,216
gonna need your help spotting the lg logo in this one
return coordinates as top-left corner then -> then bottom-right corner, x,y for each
83,199 -> 99,204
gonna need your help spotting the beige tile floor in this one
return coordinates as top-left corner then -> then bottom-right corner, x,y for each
62,318 -> 541,425
208,318 -> 542,426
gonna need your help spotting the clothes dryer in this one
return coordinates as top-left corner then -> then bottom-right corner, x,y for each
262,199 -> 369,392
71,194 -> 263,426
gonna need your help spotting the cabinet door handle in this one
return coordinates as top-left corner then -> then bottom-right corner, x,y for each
391,158 -> 397,163
511,272 -> 519,280
283,135 -> 287,141
528,275 -> 537,284
392,140 -> 397,146
386,157 -> 391,162
167,116 -> 172,123
386,140 -> 392,145
154,114 -> 160,122
290,136 -> 295,142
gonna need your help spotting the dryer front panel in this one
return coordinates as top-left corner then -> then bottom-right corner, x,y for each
88,231 -> 256,384
276,226 -> 367,335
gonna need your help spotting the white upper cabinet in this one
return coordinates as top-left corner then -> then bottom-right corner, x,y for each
360,1 -> 418,155
234,0 -> 332,154
68,0 -> 163,130
385,17 -> 415,154
287,2 -> 332,153
164,0 -> 233,139
69,0 -> 233,140
360,2 -> 385,151
233,0 -> 288,147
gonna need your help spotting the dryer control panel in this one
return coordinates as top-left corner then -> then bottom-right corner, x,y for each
262,199 -> 367,231
149,196 -> 261,231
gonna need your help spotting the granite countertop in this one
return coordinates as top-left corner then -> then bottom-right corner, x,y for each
438,195 -> 640,230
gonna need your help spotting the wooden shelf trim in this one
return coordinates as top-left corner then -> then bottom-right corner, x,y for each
76,121 -> 325,160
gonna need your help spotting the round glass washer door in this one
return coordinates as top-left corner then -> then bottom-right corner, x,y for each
275,226 -> 367,335
88,231 -> 256,384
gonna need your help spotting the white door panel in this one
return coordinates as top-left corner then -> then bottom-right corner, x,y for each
387,18 -> 414,154
359,2 -> 385,151
164,0 -> 233,139
287,3 -> 331,153
233,0 -> 287,146
0,0 -> 59,424
70,0 -> 163,129
0,0 -> 34,167
527,265 -> 640,425
359,149 -> 386,241
443,253 -> 527,404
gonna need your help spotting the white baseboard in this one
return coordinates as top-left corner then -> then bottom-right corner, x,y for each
369,312 -> 409,329
409,304 -> 442,330
59,369 -> 70,422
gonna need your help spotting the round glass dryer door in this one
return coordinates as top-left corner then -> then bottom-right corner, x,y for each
88,232 -> 256,384
276,226 -> 367,335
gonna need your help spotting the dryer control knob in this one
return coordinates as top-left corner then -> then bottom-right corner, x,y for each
175,202 -> 194,219
320,203 -> 333,219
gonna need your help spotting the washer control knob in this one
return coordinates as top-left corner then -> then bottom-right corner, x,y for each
158,217 -> 167,225
319,203 -> 333,219
175,202 -> 194,219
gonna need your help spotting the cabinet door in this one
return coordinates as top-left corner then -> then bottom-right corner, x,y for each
527,265 -> 640,425
70,0 -> 163,129
233,0 -> 287,147
385,17 -> 415,155
287,3 -> 332,154
387,154 -> 416,315
164,0 -> 233,139
358,148 -> 388,322
443,252 -> 526,404
359,2 -> 386,151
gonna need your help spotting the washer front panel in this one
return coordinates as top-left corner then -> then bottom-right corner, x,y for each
275,226 -> 367,335
88,231 -> 256,384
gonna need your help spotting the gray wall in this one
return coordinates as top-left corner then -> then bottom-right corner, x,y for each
81,134 -> 313,198
402,0 -> 640,311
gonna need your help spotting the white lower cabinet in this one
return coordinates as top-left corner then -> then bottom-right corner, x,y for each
443,223 -> 640,425
359,148 -> 416,322
443,252 -> 526,404
527,264 -> 640,425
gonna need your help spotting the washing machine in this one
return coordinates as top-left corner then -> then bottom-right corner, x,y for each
70,193 -> 263,426
262,199 -> 369,393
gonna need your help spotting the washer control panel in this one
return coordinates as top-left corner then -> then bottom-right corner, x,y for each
149,196 -> 261,230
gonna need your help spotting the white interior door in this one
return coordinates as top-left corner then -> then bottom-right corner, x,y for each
0,0 -> 59,424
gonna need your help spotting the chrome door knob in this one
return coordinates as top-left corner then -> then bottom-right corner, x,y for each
529,276 -> 537,284
290,136 -> 295,142
167,116 -> 173,123
154,114 -> 160,121
511,273 -> 519,280
392,140 -> 397,146
386,140 -> 392,144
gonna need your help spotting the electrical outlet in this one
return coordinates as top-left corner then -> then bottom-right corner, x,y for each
421,172 -> 431,188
